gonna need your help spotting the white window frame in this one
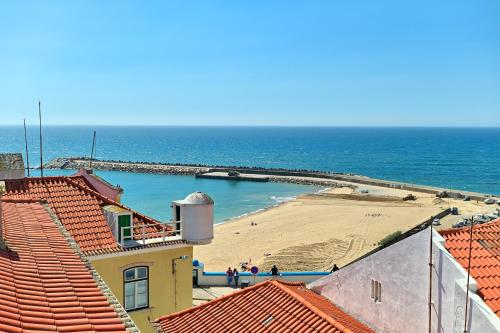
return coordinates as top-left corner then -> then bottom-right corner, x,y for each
124,266 -> 149,311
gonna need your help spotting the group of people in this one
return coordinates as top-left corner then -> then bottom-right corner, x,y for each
226,265 -> 282,287
225,267 -> 240,286
225,264 -> 339,287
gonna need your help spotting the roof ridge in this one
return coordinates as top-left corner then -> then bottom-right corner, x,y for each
41,202 -> 139,332
155,280 -> 273,323
1,198 -> 46,204
6,175 -> 163,227
6,175 -> 72,182
270,279 -> 356,333
63,176 -> 163,227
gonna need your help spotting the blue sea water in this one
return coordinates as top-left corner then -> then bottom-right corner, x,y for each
41,168 -> 318,223
1,126 -> 500,219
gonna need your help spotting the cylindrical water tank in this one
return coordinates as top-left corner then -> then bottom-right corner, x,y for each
174,192 -> 214,245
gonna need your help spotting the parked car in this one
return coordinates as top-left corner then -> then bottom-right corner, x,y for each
432,218 -> 441,226
484,198 -> 496,204
474,216 -> 489,224
453,221 -> 466,228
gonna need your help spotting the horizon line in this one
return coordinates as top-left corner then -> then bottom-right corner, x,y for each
1,124 -> 500,129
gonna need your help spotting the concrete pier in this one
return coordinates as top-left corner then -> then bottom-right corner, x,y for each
195,171 -> 269,182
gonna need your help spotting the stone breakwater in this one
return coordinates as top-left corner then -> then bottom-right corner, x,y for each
44,157 -> 210,175
44,157 -> 495,200
43,157 -> 349,188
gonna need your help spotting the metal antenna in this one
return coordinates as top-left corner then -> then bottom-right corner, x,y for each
23,118 -> 30,177
38,101 -> 43,177
90,130 -> 96,169
463,217 -> 474,332
428,222 -> 433,333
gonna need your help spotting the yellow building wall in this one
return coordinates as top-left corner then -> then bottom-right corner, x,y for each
90,246 -> 193,333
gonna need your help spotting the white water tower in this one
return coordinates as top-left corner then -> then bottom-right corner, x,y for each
172,191 -> 214,245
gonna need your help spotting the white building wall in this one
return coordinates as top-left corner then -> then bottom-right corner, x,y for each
308,228 -> 500,333
180,204 -> 213,244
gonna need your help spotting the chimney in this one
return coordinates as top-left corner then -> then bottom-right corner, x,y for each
0,153 -> 25,180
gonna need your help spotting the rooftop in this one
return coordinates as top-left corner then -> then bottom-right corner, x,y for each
0,200 -> 131,332
0,153 -> 24,170
440,218 -> 500,316
155,279 -> 375,333
176,191 -> 214,205
2,176 -> 183,256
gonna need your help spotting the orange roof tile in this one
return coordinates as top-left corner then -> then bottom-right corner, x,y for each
440,218 -> 500,316
3,176 -> 176,255
0,201 -> 128,332
155,280 -> 374,333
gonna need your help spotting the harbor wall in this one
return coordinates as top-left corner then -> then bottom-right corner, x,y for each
44,157 -> 496,200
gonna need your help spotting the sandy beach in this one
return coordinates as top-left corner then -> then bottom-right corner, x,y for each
194,185 -> 496,272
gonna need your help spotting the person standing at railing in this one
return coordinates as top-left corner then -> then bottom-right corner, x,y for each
271,265 -> 280,277
233,268 -> 239,287
226,267 -> 233,285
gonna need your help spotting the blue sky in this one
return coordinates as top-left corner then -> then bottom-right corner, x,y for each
1,1 -> 499,126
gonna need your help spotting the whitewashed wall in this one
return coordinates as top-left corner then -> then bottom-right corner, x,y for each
308,228 -> 500,333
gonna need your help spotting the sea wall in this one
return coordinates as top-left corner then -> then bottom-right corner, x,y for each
44,157 -> 496,199
44,157 -> 348,187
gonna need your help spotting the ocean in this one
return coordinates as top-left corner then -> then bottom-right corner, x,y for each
1,126 -> 499,221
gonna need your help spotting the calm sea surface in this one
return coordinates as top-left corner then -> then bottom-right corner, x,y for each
1,126 -> 499,220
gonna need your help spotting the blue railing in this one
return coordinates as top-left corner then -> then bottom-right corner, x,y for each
202,271 -> 329,277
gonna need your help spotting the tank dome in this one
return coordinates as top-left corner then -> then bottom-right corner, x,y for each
183,191 -> 214,205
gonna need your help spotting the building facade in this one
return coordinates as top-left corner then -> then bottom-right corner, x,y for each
309,226 -> 500,333
1,173 -> 214,333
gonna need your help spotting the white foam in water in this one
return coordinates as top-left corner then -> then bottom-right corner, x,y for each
270,196 -> 295,203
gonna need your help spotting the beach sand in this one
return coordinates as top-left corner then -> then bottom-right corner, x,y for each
194,185 -> 495,272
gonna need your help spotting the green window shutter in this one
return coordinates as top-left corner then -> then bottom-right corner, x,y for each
118,215 -> 132,241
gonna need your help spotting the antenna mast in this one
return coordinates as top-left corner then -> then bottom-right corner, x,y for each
428,221 -> 433,333
463,217 -> 474,332
23,119 -> 30,177
89,130 -> 96,169
38,101 -> 43,177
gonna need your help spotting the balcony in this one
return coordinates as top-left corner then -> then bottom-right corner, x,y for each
119,221 -> 182,248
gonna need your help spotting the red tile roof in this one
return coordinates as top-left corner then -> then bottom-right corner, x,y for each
0,201 -> 129,332
3,176 -> 175,255
155,280 -> 375,333
440,218 -> 500,316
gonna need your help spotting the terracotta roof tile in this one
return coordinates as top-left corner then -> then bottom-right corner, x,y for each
3,176 -> 176,255
155,280 -> 374,333
440,218 -> 500,316
0,201 -> 128,333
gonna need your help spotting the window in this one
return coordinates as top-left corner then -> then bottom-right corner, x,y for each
371,279 -> 382,303
124,267 -> 149,311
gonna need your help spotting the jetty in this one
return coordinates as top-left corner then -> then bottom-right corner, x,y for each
195,171 -> 269,182
44,157 -> 499,201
